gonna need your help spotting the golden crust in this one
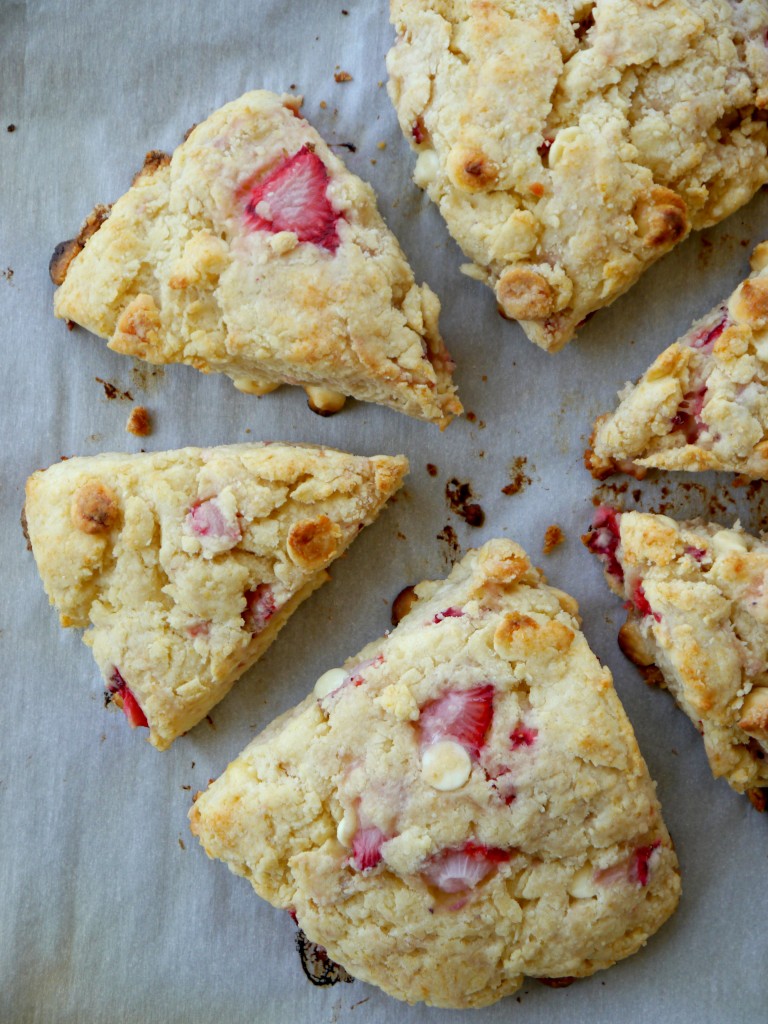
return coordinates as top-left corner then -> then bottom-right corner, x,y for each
52,90 -> 461,426
190,539 -> 679,1008
25,443 -> 408,749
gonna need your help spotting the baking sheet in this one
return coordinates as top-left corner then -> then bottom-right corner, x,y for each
1,2 -> 766,1021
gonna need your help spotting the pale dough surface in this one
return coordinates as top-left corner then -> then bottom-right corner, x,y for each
387,0 -> 768,351
191,539 -> 680,1008
25,443 -> 407,749
587,508 -> 768,802
53,91 -> 462,426
589,242 -> 768,477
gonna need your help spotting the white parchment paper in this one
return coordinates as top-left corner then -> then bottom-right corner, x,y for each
1,2 -> 766,1021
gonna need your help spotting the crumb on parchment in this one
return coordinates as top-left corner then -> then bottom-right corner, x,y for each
543,525 -> 564,555
126,406 -> 152,436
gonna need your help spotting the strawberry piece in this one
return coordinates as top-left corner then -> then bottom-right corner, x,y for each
432,607 -> 464,624
626,581 -> 661,622
423,842 -> 512,894
411,118 -> 427,144
419,684 -> 495,758
585,506 -> 623,583
630,840 -> 661,886
684,545 -> 706,562
106,668 -> 148,729
690,309 -> 728,352
186,497 -> 242,545
187,621 -> 210,638
244,146 -> 341,252
350,825 -> 386,871
537,137 -> 554,160
510,724 -> 538,749
243,584 -> 277,634
347,653 -> 385,687
670,387 -> 707,443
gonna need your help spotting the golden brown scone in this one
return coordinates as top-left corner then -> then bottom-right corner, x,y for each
585,506 -> 768,805
387,0 -> 768,351
588,243 -> 768,478
190,540 -> 680,1008
25,443 -> 407,749
52,91 -> 462,426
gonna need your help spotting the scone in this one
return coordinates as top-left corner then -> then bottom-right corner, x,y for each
387,0 -> 768,351
587,242 -> 768,479
50,90 -> 462,426
190,539 -> 680,1008
25,443 -> 407,750
584,507 -> 768,809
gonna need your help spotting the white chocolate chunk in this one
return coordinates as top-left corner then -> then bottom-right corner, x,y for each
568,865 -> 598,899
421,739 -> 471,791
712,529 -> 748,558
314,667 -> 347,698
336,806 -> 359,848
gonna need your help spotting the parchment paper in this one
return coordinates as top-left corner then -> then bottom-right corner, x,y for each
1,2 -> 766,1021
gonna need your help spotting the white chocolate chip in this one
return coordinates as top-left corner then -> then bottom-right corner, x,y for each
421,740 -> 471,791
712,529 -> 748,557
413,149 -> 439,188
314,667 -> 347,698
268,230 -> 299,255
568,865 -> 597,899
336,807 -> 358,848
547,126 -> 580,169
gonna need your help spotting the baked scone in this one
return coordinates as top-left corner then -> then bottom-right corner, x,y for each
190,539 -> 680,1008
387,0 -> 768,351
25,443 -> 408,750
50,90 -> 462,426
587,242 -> 768,479
584,507 -> 768,809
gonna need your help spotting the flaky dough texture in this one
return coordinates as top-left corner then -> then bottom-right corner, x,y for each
191,539 -> 679,1008
52,91 -> 461,426
586,508 -> 768,804
588,242 -> 768,478
387,0 -> 768,350
25,443 -> 407,749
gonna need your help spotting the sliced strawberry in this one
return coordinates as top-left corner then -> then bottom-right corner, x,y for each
630,840 -> 661,886
670,387 -> 707,443
585,506 -> 623,583
422,841 -> 512,894
689,309 -> 728,352
350,825 -> 386,871
626,581 -> 661,622
243,584 -> 277,634
510,724 -> 538,749
419,685 -> 495,758
684,545 -> 706,562
244,146 -> 341,252
432,607 -> 464,624
411,118 -> 427,144
106,668 -> 148,729
186,497 -> 242,546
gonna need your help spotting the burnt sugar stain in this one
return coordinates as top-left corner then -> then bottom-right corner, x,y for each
445,478 -> 485,527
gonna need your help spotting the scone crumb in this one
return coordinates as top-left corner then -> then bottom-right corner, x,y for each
126,406 -> 152,437
334,71 -> 353,83
543,525 -> 564,555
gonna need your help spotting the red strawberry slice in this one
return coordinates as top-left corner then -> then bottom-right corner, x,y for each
432,607 -> 464,624
630,840 -> 661,886
106,668 -> 148,729
350,825 -> 386,871
244,146 -> 341,252
585,506 -> 623,583
243,584 -> 277,635
670,387 -> 707,443
419,685 -> 495,758
626,581 -> 661,622
186,498 -> 242,545
684,545 -> 706,562
690,309 -> 728,352
422,842 -> 512,894
510,724 -> 538,749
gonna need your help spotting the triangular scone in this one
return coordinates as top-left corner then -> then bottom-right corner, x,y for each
587,243 -> 768,479
585,507 -> 768,809
50,91 -> 461,427
25,444 -> 407,750
387,1 -> 768,352
190,540 -> 679,1008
